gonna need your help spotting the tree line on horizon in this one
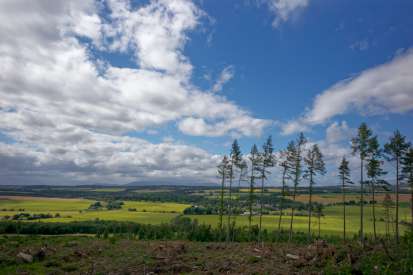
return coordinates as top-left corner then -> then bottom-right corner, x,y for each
217,122 -> 413,244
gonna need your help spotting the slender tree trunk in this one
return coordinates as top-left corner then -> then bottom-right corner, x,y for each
232,169 -> 243,242
289,207 -> 295,241
342,178 -> 346,241
227,166 -> 233,242
249,167 -> 254,241
278,168 -> 287,232
360,158 -> 364,245
289,184 -> 297,242
308,171 -> 313,241
219,171 -> 225,241
395,157 -> 400,243
385,205 -> 389,239
372,181 -> 377,240
259,169 -> 265,243
411,172 -> 413,231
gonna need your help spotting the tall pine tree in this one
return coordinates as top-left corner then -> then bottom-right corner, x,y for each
304,144 -> 326,241
248,144 -> 261,240
402,147 -> 413,231
289,133 -> 307,241
227,139 -> 242,241
351,123 -> 373,245
384,130 -> 410,242
338,157 -> 352,240
236,160 -> 248,218
277,144 -> 294,233
366,136 -> 388,240
217,155 -> 230,241
258,136 -> 275,242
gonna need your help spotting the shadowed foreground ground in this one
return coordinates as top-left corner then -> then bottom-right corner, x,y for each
0,235 -> 412,274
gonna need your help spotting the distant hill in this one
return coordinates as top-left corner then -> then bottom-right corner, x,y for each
125,181 -> 216,187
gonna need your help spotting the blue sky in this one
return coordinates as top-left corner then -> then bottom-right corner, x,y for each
0,0 -> 412,185
125,0 -> 413,150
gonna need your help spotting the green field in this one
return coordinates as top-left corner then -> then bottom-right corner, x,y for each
189,203 -> 411,236
0,196 -> 189,225
0,196 -> 92,211
1,195 -> 411,236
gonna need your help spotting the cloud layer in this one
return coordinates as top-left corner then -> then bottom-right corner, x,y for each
0,0 -> 269,184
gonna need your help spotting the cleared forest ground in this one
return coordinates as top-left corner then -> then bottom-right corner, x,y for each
1,235 -> 412,274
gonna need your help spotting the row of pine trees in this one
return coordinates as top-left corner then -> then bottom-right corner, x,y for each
217,123 -> 413,243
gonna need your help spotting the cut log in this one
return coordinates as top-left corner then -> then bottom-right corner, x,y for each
286,253 -> 300,260
17,252 -> 33,263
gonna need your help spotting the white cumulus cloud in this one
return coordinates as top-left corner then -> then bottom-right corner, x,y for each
282,49 -> 413,135
266,0 -> 309,28
211,65 -> 235,93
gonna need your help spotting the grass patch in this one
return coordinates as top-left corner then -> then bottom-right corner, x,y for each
0,196 -> 190,224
